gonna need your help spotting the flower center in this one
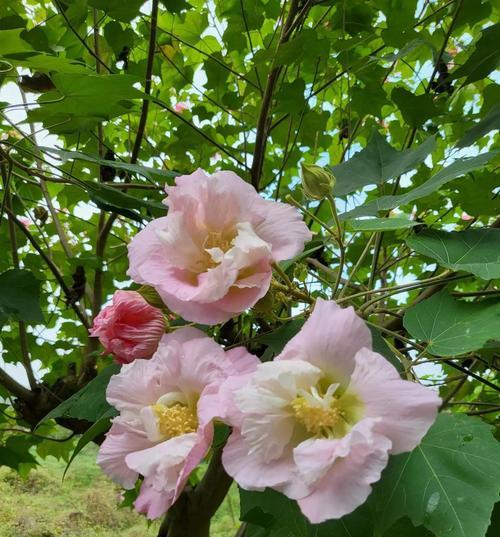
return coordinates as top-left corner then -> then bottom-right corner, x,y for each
152,403 -> 198,438
291,396 -> 342,436
204,231 -> 232,253
291,384 -> 347,438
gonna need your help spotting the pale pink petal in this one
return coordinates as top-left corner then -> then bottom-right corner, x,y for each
254,199 -> 312,261
125,433 -> 198,493
97,419 -> 152,489
222,431 -> 310,499
348,348 -> 441,454
135,477 -> 173,519
278,299 -> 372,384
296,420 -> 392,523
127,217 -> 171,285
106,358 -> 166,414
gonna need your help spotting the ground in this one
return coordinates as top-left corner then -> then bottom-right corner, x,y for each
0,444 -> 239,537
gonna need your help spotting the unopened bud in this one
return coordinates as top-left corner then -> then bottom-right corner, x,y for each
300,163 -> 335,200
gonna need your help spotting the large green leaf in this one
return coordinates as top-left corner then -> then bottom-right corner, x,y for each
452,24 -> 500,85
0,28 -> 34,55
348,217 -> 420,231
371,413 -> 500,537
0,269 -> 43,326
457,105 -> 500,148
28,73 -> 146,131
40,146 -> 178,183
329,131 -> 436,196
82,181 -> 166,221
406,228 -> 500,280
392,87 -> 441,127
341,151 -> 498,220
240,488 -> 373,537
41,364 -> 120,424
403,290 -> 500,356
459,173 -> 500,217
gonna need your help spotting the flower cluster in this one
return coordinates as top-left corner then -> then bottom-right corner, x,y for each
92,170 -> 440,523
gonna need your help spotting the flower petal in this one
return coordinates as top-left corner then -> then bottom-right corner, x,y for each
278,299 -> 372,384
255,199 -> 312,261
97,419 -> 152,489
222,431 -> 310,499
348,348 -> 441,454
295,420 -> 391,523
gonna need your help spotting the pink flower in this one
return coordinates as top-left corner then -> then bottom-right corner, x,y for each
219,299 -> 441,523
127,169 -> 311,324
90,291 -> 166,364
174,102 -> 189,113
19,216 -> 31,228
461,211 -> 473,221
97,327 -> 256,519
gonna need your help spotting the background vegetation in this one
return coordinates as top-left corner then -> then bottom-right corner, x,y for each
0,0 -> 498,536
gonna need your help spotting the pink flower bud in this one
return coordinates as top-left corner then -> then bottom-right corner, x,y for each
90,291 -> 166,364
18,217 -> 32,228
174,102 -> 189,113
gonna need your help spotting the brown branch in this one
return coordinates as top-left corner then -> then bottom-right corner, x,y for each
0,367 -> 34,403
250,0 -> 301,190
130,0 -> 159,164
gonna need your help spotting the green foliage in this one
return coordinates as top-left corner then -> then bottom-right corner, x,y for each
371,413 -> 500,537
407,229 -> 500,280
329,131 -> 436,196
0,0 -> 499,533
0,269 -> 43,326
42,365 -> 120,424
404,290 -> 500,356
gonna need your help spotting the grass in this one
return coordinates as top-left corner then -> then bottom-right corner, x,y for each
0,443 -> 240,537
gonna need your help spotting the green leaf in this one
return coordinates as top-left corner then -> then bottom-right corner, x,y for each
40,146 -> 178,183
457,105 -> 500,148
240,487 -> 373,537
371,413 -> 500,537
348,217 -> 420,231
406,228 -> 500,279
63,413 -> 113,479
87,0 -> 145,22
452,24 -> 500,85
392,87 -> 441,127
330,130 -> 436,196
0,436 -> 38,471
28,73 -> 146,131
82,180 -> 166,221
257,320 -> 305,356
460,173 -> 500,217
370,326 -> 403,371
403,290 -> 500,356
41,364 -> 120,424
341,151 -> 498,220
0,269 -> 43,326
0,28 -> 34,56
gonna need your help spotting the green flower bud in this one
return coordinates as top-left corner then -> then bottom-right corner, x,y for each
300,163 -> 336,200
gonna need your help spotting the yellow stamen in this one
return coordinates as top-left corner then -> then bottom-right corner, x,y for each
204,231 -> 232,253
153,403 -> 198,438
291,395 -> 342,436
